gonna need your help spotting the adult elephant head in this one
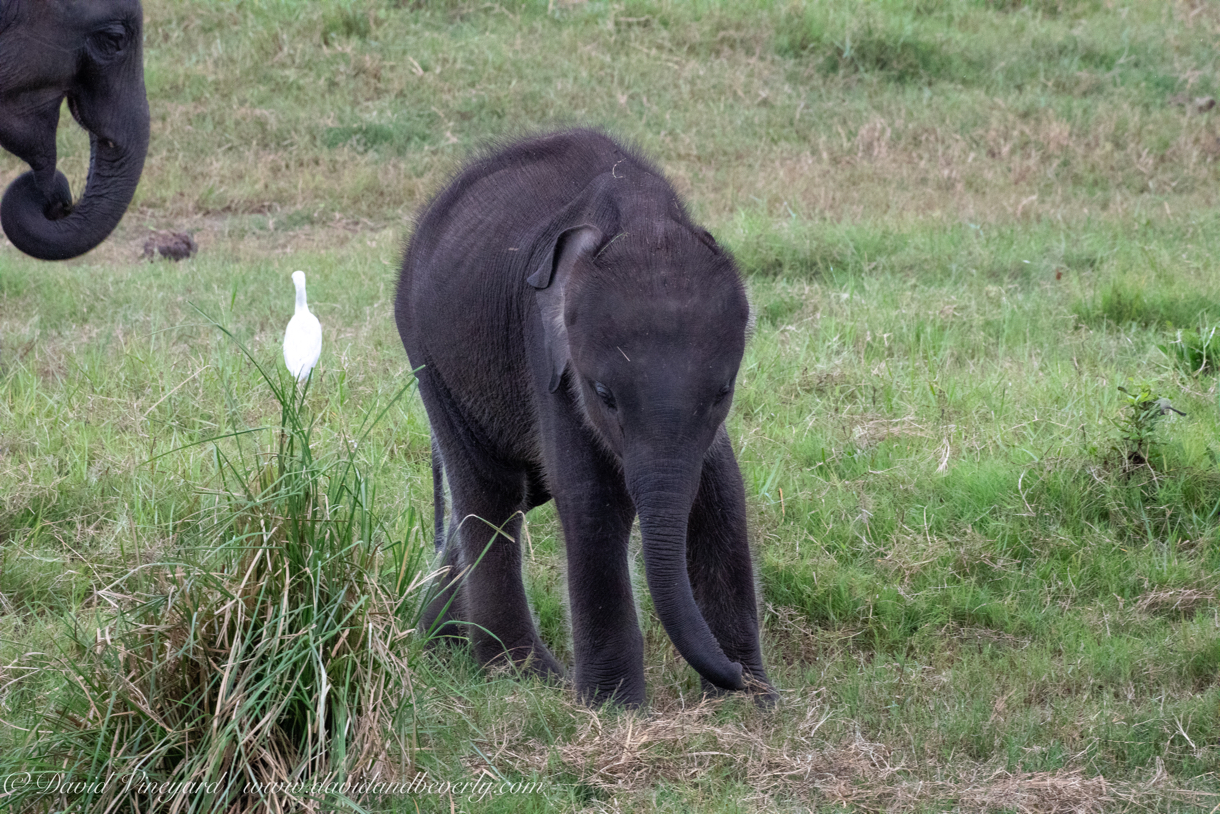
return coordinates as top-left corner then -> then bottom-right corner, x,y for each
0,0 -> 149,260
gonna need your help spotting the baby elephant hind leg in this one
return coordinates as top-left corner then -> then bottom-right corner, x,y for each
686,428 -> 777,704
441,462 -> 564,681
419,534 -> 466,644
418,438 -> 463,642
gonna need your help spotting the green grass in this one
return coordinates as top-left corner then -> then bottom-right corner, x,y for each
2,0 -> 1220,811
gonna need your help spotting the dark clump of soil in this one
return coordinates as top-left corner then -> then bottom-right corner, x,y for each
142,231 -> 198,261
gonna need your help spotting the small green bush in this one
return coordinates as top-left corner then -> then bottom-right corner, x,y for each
1111,382 -> 1184,470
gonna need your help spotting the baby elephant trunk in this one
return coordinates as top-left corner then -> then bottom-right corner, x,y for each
627,454 -> 744,691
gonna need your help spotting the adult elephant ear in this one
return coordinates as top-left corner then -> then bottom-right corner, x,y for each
527,224 -> 603,393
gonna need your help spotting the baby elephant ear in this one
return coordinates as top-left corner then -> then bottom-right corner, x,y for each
527,223 -> 602,289
529,224 -> 603,392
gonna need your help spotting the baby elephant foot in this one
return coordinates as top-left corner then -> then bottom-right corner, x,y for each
701,670 -> 778,708
575,663 -> 646,709
576,679 -> 646,710
520,643 -> 565,682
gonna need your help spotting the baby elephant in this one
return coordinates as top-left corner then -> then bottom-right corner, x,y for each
395,129 -> 774,707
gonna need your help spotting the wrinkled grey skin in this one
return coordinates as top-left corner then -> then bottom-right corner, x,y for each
395,129 -> 775,707
0,0 -> 149,260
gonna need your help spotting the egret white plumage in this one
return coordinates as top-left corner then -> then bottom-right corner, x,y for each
283,270 -> 322,382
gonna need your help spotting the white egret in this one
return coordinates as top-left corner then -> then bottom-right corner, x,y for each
283,270 -> 322,383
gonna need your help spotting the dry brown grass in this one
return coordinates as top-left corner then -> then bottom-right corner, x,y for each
1135,588 -> 1216,619
704,106 -> 1220,226
445,690 -> 1198,812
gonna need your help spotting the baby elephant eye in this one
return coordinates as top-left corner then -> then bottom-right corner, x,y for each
713,383 -> 732,405
593,381 -> 616,410
88,25 -> 130,60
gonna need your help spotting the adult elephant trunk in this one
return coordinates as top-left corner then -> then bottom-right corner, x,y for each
1,60 -> 150,261
628,449 -> 744,691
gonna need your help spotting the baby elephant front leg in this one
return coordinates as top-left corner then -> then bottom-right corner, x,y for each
561,488 -> 643,707
686,429 -> 776,704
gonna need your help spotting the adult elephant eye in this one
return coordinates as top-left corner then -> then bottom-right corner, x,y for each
713,383 -> 732,405
593,381 -> 616,410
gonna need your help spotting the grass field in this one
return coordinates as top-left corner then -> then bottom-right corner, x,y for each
2,0 -> 1220,810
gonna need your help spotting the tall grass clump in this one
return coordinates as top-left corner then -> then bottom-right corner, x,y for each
775,3 -> 963,84
1074,275 -> 1219,330
1161,325 -> 1220,377
0,324 -> 428,813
